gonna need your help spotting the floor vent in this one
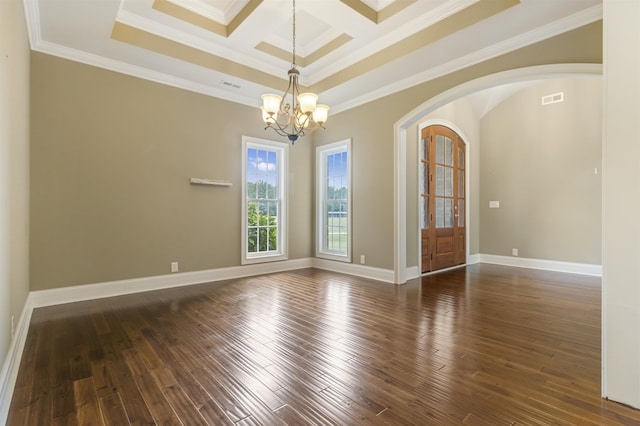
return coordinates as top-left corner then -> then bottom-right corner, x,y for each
541,92 -> 564,105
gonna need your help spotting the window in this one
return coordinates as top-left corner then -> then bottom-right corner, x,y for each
242,137 -> 288,264
316,139 -> 351,262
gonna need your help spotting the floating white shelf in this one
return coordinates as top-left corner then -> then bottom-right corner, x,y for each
190,178 -> 232,187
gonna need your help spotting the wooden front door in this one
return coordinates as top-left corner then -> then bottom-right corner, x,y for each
421,125 -> 466,273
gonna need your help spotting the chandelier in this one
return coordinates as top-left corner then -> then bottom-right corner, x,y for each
260,0 -> 329,144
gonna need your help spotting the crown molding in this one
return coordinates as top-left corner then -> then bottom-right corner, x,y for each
330,4 -> 602,113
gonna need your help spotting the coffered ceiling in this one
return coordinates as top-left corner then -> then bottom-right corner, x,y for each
24,0 -> 602,113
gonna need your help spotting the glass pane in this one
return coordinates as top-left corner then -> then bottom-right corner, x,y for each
248,202 -> 258,226
422,163 -> 429,195
445,137 -> 453,166
458,147 -> 465,169
445,167 -> 453,197
422,196 -> 429,229
248,228 -> 257,253
458,170 -> 464,198
259,228 -> 268,252
423,137 -> 429,161
435,198 -> 444,228
436,165 -> 444,196
458,199 -> 465,227
445,198 -> 453,228
269,225 -> 277,251
436,135 -> 444,164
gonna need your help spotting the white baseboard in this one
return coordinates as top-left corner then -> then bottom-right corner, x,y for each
312,258 -> 395,283
405,266 -> 420,281
468,253 -> 481,265
477,254 -> 602,276
30,258 -> 313,308
0,295 -> 34,425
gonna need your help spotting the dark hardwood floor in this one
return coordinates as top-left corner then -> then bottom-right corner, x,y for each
7,264 -> 640,425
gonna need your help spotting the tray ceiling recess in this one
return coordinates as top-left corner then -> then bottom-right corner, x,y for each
25,0 -> 603,112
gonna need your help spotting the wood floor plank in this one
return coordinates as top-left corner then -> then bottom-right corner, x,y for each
7,265 -> 640,424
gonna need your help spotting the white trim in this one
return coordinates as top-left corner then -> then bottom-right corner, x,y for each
405,265 -> 420,281
23,0 -> 601,116
312,258 -> 395,284
0,296 -> 34,425
30,259 -> 312,308
477,254 -> 602,277
331,6 -> 603,114
393,63 -> 603,284
241,136 -> 289,265
468,253 -> 481,265
316,139 -> 352,263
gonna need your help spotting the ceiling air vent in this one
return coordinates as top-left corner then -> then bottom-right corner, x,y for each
220,80 -> 241,89
541,92 -> 564,106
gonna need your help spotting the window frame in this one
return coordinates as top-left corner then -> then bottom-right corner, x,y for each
241,136 -> 288,264
316,139 -> 352,262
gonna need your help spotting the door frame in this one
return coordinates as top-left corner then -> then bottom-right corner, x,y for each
393,63 -> 603,285
417,121 -> 469,275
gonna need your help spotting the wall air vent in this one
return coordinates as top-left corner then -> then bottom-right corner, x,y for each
541,92 -> 564,106
220,80 -> 241,89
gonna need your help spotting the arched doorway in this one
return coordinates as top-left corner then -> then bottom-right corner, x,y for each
393,63 -> 602,284
419,125 -> 466,273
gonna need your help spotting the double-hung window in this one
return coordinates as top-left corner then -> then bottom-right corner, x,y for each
242,136 -> 288,264
316,139 -> 351,262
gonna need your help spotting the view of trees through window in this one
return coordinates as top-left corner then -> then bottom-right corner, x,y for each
326,150 -> 348,253
246,148 -> 279,254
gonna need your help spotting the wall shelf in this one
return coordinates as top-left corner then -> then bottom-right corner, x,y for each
190,178 -> 232,187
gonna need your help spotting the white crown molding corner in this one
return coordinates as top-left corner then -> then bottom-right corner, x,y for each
312,258 -> 395,284
478,254 -> 602,277
0,294 -> 35,425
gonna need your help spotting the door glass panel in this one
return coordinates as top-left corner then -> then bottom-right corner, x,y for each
445,137 -> 453,166
445,198 -> 453,227
435,198 -> 444,228
436,135 -> 444,164
458,199 -> 465,227
423,138 -> 429,161
423,164 -> 429,195
445,167 -> 453,197
458,147 -> 465,169
422,196 -> 429,228
435,165 -> 444,196
458,170 -> 464,198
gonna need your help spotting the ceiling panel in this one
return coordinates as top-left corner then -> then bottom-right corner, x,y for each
25,0 -> 602,113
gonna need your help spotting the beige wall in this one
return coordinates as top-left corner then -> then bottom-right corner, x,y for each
313,22 -> 602,270
480,78 -> 602,264
28,21 -> 602,289
30,53 -> 312,290
0,0 -> 30,373
602,0 -> 640,407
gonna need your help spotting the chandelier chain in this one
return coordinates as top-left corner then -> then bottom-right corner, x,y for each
292,0 -> 296,67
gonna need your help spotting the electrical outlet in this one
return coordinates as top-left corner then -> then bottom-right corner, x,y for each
360,255 -> 366,265
171,262 -> 179,273
10,315 -> 15,340
512,248 -> 518,257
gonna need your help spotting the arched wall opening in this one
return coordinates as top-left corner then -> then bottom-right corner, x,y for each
393,63 -> 603,284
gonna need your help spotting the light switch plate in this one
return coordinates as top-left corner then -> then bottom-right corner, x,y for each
489,201 -> 500,208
